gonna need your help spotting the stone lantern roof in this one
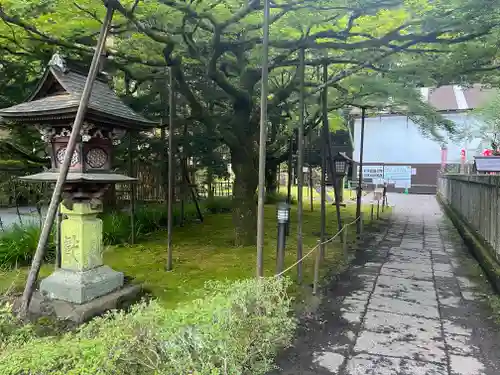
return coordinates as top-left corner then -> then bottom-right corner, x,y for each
0,54 -> 156,129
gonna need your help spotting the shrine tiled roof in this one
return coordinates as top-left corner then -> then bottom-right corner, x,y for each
0,57 -> 156,129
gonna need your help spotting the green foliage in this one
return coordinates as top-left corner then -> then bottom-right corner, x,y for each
0,199 -> 233,268
100,211 -> 131,246
0,224 -> 54,269
1,0 -> 499,245
452,92 -> 500,154
204,197 -> 233,214
265,191 -> 296,205
474,93 -> 500,151
0,303 -> 37,352
0,277 -> 296,375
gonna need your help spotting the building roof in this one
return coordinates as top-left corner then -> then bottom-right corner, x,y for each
419,84 -> 495,111
350,84 -> 496,116
0,54 -> 156,129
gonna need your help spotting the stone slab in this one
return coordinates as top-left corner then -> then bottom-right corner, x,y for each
449,355 -> 486,375
380,266 -> 433,281
345,353 -> 447,375
373,276 -> 437,306
368,296 -> 440,319
314,352 -> 345,373
24,284 -> 142,324
383,261 -> 433,273
355,310 -> 445,363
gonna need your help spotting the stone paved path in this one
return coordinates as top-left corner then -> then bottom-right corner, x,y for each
274,194 -> 500,375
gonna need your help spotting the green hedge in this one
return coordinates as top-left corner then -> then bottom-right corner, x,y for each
0,197 -> 232,269
0,277 -> 296,375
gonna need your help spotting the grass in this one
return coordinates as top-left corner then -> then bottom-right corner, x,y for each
0,200 -> 389,309
286,185 -> 368,202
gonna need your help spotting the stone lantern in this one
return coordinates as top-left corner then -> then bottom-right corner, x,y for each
0,54 -> 156,320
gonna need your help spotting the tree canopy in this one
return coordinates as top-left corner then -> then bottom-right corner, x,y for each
1,0 -> 499,244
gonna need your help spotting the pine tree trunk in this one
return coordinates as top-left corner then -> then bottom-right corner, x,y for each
231,144 -> 258,246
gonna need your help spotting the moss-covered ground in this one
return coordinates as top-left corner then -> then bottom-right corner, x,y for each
0,201 -> 389,308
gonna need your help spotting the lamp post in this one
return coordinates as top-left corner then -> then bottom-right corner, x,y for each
276,202 -> 290,276
332,152 -> 352,204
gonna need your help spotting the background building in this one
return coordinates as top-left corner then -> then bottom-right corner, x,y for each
352,85 -> 496,194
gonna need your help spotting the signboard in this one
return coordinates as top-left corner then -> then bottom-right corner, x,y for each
357,166 -> 383,179
357,165 -> 412,188
475,156 -> 500,172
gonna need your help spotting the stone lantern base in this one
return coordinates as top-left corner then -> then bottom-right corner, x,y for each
19,201 -> 144,323
38,202 -> 126,304
40,265 -> 124,304
21,284 -> 142,324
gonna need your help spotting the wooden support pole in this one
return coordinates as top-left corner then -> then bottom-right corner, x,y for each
320,113 -> 327,259
343,225 -> 349,260
166,67 -> 175,271
287,135 -> 293,204
360,212 -> 364,237
322,63 -> 343,238
296,47 -> 305,283
312,240 -> 321,295
356,107 -> 366,236
256,0 -> 270,278
54,206 -> 62,269
161,67 -> 168,203
128,132 -> 136,245
308,160 -> 314,211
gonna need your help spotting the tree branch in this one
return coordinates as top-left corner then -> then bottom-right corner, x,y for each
158,0 -> 216,30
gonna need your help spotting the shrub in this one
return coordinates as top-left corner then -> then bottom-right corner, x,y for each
0,200 -> 234,268
203,197 -> 232,214
101,211 -> 131,245
0,303 -> 37,352
0,277 -> 296,375
0,224 -> 54,269
265,191 -> 295,205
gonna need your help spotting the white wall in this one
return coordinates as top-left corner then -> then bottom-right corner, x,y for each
353,113 -> 483,164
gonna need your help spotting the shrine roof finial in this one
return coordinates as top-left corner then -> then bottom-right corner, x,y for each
48,52 -> 68,73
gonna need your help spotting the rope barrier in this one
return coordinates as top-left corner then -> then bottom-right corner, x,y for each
275,215 -> 361,277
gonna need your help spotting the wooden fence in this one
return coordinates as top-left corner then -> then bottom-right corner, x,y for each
1,162 -> 233,208
0,166 -> 50,208
438,174 -> 500,257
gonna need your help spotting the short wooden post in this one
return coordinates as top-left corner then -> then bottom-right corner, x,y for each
359,212 -> 364,239
370,201 -> 374,221
312,240 -> 321,295
377,200 -> 380,219
343,225 -> 348,260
